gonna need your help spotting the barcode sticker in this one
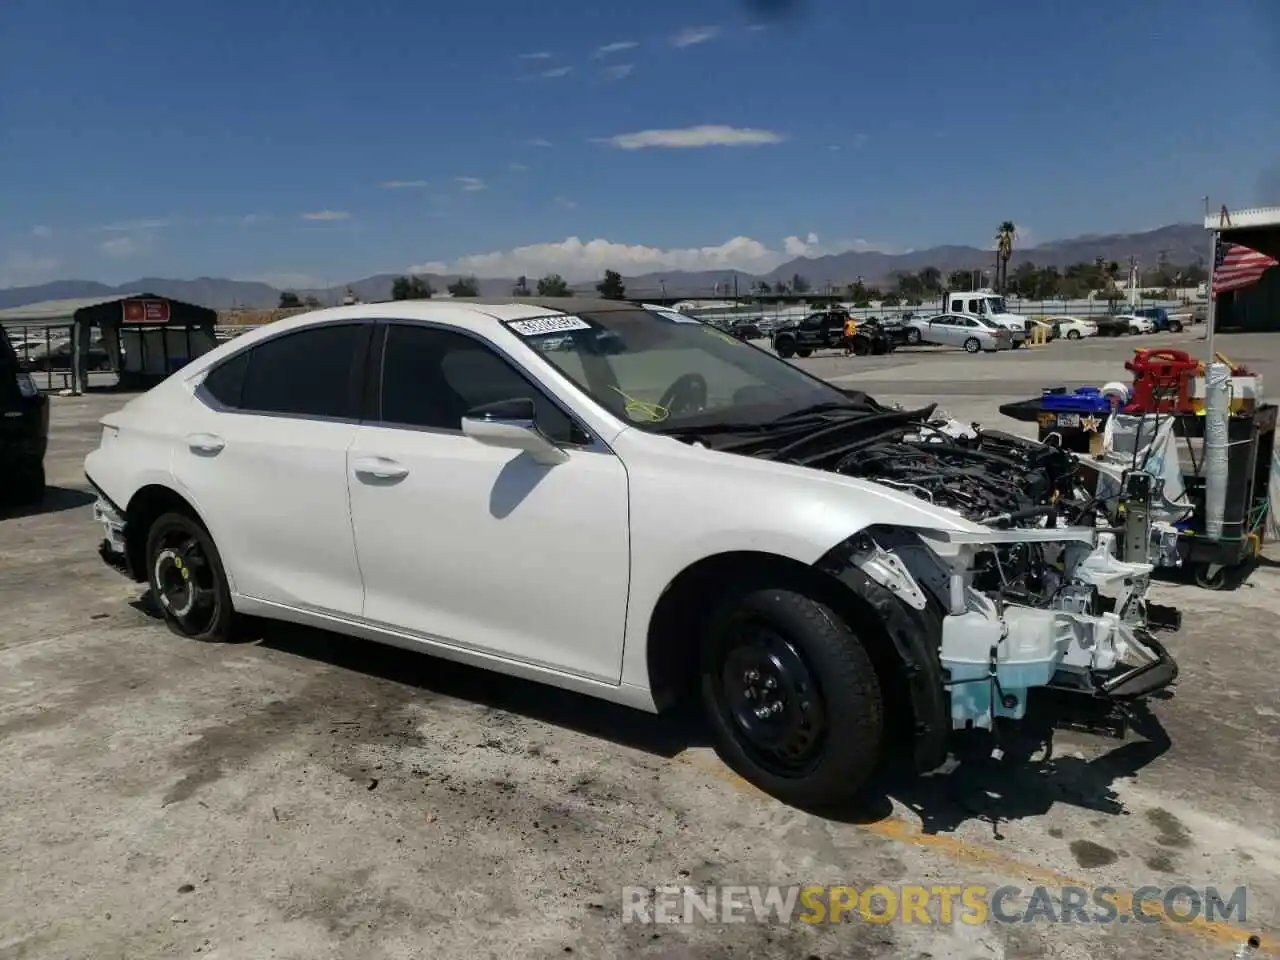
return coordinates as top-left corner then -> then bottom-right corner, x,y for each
507,316 -> 592,336
1057,413 -> 1081,427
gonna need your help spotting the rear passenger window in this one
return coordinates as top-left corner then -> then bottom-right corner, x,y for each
239,324 -> 364,419
380,324 -> 580,444
201,351 -> 249,408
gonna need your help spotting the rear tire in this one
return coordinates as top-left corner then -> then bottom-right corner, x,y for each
906,328 -> 922,346
700,584 -> 884,808
852,337 -> 870,357
963,337 -> 981,354
145,511 -> 237,642
1067,329 -> 1081,340
1011,339 -> 1023,349
796,348 -> 813,358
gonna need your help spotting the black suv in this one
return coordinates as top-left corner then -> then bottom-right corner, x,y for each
0,327 -> 49,506
771,311 -> 893,358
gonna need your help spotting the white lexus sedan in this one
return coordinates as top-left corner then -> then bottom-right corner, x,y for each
85,298 -> 1166,807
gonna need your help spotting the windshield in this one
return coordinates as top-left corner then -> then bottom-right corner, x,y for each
508,306 -> 850,431
984,296 -> 1009,314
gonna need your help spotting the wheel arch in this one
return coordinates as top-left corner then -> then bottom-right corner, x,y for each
644,547 -> 942,767
122,484 -> 211,584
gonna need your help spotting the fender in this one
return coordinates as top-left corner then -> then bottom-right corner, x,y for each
816,536 -> 950,773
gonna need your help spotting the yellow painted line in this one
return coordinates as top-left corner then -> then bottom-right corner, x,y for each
676,752 -> 1274,951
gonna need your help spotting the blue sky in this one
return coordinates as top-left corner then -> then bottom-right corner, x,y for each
2,0 -> 1277,288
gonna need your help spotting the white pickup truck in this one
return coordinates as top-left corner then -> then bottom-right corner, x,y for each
944,290 -> 1031,347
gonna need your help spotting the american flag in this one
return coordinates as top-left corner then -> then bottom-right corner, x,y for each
1212,237 -> 1278,296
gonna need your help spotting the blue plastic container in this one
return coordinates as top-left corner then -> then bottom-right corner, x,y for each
1039,386 -> 1113,414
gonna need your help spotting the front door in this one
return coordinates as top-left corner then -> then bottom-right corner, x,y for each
346,322 -> 631,683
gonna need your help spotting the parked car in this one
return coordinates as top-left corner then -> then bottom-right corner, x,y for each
866,315 -> 912,347
770,311 -> 891,358
0,325 -> 49,505
1131,307 -> 1184,333
1042,316 -> 1098,340
904,314 -> 1012,353
84,298 -> 1166,808
1094,314 -> 1152,337
21,332 -> 114,371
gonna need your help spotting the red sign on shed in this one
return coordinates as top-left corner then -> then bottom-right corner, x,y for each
122,299 -> 171,323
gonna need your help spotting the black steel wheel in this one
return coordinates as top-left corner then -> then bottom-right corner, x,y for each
774,338 -> 796,359
700,584 -> 884,807
145,511 -> 236,641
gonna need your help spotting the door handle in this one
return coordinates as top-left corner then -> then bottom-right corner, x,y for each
352,456 -> 410,481
186,433 -> 225,454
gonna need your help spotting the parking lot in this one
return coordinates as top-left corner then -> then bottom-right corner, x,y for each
1,330 -> 1277,959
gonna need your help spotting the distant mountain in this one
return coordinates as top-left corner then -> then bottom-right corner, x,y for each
0,223 -> 1209,311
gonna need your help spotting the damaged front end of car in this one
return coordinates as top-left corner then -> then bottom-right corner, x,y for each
818,522 -> 1179,772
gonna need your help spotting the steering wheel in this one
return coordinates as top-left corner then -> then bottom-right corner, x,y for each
658,372 -> 708,416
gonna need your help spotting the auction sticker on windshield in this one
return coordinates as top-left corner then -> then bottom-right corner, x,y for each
507,316 -> 592,336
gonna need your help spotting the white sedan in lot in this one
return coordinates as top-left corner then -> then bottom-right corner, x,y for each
1043,316 -> 1098,340
83,298 -> 1154,808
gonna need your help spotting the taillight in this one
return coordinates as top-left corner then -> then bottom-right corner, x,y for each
15,372 -> 38,398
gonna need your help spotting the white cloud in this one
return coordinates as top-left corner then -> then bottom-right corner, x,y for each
101,236 -> 137,257
508,162 -> 528,172
594,40 -> 637,57
519,51 -> 552,59
523,138 -> 553,148
94,218 -> 170,232
554,197 -> 578,209
407,233 -> 850,282
541,66 -> 572,78
456,177 -> 487,192
381,179 -> 429,188
671,26 -> 720,47
301,210 -> 351,220
0,253 -> 60,287
600,124 -> 785,149
601,63 -> 634,80
30,225 -> 52,238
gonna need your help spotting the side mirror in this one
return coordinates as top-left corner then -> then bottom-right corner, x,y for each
461,397 -> 569,466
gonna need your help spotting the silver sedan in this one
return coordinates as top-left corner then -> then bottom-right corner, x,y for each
904,314 -> 1013,353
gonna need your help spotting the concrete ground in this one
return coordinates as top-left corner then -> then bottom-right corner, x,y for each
1,330 -> 1276,959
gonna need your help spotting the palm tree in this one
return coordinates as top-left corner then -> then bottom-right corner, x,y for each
996,221 -> 1017,292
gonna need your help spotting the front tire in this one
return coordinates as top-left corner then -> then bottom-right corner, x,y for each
963,337 -> 981,354
795,348 -> 813,358
145,511 -> 237,642
775,339 -> 796,359
699,584 -> 884,808
906,328 -> 922,346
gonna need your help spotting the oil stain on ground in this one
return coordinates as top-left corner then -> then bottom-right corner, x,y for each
1068,839 -> 1119,868
1145,807 -> 1193,848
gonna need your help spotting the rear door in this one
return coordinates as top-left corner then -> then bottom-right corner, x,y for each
175,321 -> 371,615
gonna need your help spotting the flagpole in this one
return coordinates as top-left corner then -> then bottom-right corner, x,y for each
1204,196 -> 1217,362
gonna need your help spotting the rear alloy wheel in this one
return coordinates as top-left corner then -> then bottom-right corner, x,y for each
963,337 -> 982,354
145,511 -> 236,642
700,585 -> 884,808
1067,329 -> 1081,340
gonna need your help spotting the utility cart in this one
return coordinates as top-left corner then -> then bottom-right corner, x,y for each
1001,393 -> 1276,589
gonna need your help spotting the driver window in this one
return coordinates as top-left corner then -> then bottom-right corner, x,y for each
800,315 -> 823,330
379,324 -> 578,443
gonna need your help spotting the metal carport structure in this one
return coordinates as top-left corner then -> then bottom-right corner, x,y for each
0,293 -> 217,393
